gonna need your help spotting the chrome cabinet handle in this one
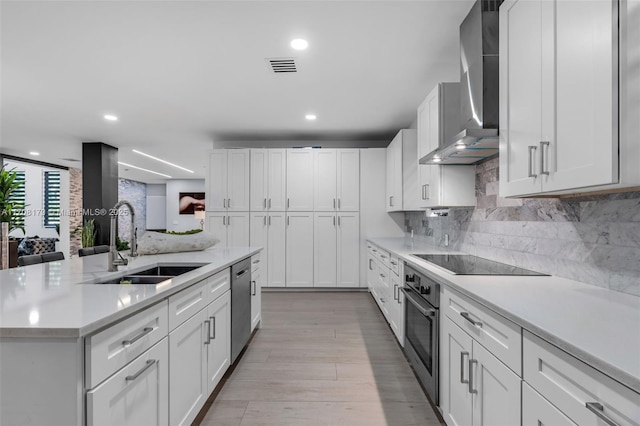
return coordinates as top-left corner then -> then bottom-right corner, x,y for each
252,259 -> 260,264
528,145 -> 538,178
380,297 -> 386,303
380,273 -> 386,278
204,319 -> 211,344
122,327 -> 153,347
287,216 -> 290,226
251,280 -> 256,296
380,254 -> 387,259
264,198 -> 267,209
210,316 -> 216,339
222,216 -> 226,225
372,249 -> 377,253
333,198 -> 336,209
369,259 -> 373,270
540,141 -> 550,175
268,215 -> 271,226
263,216 -> 267,226
223,198 -> 227,208
227,198 -> 231,208
389,196 -> 394,207
125,359 -> 157,382
287,198 -> 290,209
460,351 -> 469,384
468,359 -> 478,394
460,311 -> 483,327
421,185 -> 426,200
268,198 -> 271,209
333,216 -> 336,226
393,284 -> 398,300
338,216 -> 341,226
390,260 -> 397,265
585,402 -> 619,426
425,184 -> 429,200
338,198 -> 341,209
227,216 -> 231,226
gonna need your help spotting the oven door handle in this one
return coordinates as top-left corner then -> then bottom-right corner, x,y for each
401,288 -> 436,317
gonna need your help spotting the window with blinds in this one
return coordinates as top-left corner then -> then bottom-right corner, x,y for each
8,170 -> 26,230
43,170 -> 61,228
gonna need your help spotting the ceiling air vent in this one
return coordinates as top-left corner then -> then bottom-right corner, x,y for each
266,58 -> 297,73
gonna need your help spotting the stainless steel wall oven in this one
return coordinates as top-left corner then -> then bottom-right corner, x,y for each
402,262 -> 440,405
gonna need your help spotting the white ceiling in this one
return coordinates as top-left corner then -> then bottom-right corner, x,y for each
0,0 -> 473,183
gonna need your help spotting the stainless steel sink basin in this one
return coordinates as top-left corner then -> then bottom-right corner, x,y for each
98,275 -> 175,285
90,263 -> 208,285
129,264 -> 207,277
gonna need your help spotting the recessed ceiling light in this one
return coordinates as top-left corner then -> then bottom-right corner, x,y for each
29,151 -> 40,156
118,162 -> 171,178
305,114 -> 317,121
132,149 -> 194,173
104,114 -> 118,121
290,39 -> 308,50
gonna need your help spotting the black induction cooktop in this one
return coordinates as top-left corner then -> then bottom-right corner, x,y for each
412,254 -> 548,276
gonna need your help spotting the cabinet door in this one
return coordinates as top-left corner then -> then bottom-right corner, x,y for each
376,267 -> 390,319
544,0 -> 617,192
314,149 -> 337,211
471,342 -> 521,426
286,149 -> 314,211
207,291 -> 231,394
285,212 -> 314,287
250,212 -> 268,284
336,213 -> 359,288
499,0 -> 544,197
227,149 -> 250,211
206,213 -> 227,247
366,253 -> 378,293
169,310 -> 208,426
227,212 -> 249,247
267,149 -> 287,211
440,317 -> 473,426
267,212 -> 286,287
208,151 -> 228,211
87,339 -> 169,426
385,134 -> 396,212
250,149 -> 268,211
314,212 -> 337,287
337,149 -> 360,211
251,256 -> 262,331
523,382 -> 577,426
388,271 -> 403,343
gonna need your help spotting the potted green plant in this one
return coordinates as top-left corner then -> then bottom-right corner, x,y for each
0,165 -> 25,267
82,219 -> 96,248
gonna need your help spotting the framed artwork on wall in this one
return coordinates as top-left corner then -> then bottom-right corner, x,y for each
179,192 -> 205,214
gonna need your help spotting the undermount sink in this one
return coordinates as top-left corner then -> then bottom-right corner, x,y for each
91,263 -> 207,285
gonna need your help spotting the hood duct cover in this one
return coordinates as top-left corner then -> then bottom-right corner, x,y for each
420,0 -> 502,165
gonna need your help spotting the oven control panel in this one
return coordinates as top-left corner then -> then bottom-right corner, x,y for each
404,264 -> 440,308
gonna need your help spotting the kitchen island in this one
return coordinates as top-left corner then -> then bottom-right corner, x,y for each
0,246 -> 261,426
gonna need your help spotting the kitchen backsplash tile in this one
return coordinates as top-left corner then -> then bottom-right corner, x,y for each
405,157 -> 640,296
118,178 -> 147,243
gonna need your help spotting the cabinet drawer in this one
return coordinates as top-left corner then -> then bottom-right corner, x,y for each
389,254 -> 400,276
168,279 -> 209,331
251,254 -> 261,273
523,381 -> 576,426
205,268 -> 231,305
442,287 -> 521,375
523,331 -> 640,426
376,248 -> 391,269
85,301 -> 168,389
87,337 -> 168,426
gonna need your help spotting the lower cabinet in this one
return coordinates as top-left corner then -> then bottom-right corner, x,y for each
440,316 -> 521,426
250,254 -> 263,331
87,338 -> 169,426
523,382 -> 577,426
206,290 -> 231,393
388,263 -> 404,346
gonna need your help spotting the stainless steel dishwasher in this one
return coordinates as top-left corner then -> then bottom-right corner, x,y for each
231,258 -> 252,363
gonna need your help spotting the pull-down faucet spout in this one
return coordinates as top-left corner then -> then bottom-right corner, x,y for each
108,200 -> 138,272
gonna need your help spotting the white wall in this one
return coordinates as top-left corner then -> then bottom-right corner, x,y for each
5,160 -> 70,257
146,184 -> 167,230
165,180 -> 205,232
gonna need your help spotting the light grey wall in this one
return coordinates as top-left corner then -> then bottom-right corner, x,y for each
405,157 -> 640,296
165,179 -> 205,232
146,184 -> 167,230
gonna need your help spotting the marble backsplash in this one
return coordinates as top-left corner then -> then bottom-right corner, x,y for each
118,179 -> 147,244
405,157 -> 640,296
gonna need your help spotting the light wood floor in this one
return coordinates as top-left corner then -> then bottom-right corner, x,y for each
199,292 -> 443,426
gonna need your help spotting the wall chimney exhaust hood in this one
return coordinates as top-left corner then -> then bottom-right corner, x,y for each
420,0 -> 501,165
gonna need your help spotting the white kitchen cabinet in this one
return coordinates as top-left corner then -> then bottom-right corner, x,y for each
206,212 -> 249,248
87,339 -> 169,426
336,212 -> 359,287
417,83 -> 475,208
440,316 -> 521,426
250,254 -> 262,331
286,149 -> 314,211
250,149 -> 286,211
523,382 -> 577,426
314,212 -> 337,287
388,262 -> 404,346
386,129 -> 419,212
250,212 -> 286,287
206,290 -> 231,394
207,149 -> 250,211
314,149 -> 360,212
285,212 -> 314,287
168,310 -> 208,426
499,0 -> 619,197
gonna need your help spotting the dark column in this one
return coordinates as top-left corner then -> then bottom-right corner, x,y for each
82,143 -> 118,246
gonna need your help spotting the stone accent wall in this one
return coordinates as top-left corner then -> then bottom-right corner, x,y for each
405,157 -> 640,296
118,179 -> 147,244
69,167 -> 83,255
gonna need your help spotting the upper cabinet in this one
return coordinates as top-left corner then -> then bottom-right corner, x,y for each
417,84 -> 476,208
286,149 -> 315,211
314,149 -> 360,211
250,149 -> 286,211
207,149 -> 250,211
499,0 -> 639,197
386,129 -> 420,212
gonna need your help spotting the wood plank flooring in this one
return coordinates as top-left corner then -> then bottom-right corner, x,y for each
198,292 -> 443,426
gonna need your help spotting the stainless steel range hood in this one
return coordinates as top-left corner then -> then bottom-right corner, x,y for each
420,0 -> 501,165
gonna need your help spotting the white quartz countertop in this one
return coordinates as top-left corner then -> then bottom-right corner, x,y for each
368,237 -> 640,394
0,246 -> 260,338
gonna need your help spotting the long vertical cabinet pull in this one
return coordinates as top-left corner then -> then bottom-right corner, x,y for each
263,216 -> 266,226
338,198 -> 341,209
393,284 -> 398,300
333,216 -> 336,226
338,216 -> 341,226
268,216 -> 271,226
287,198 -> 290,209
204,319 -> 211,345
223,199 -> 227,209
287,216 -> 290,226
425,184 -> 429,200
333,199 -> 336,209
369,259 -> 373,270
460,351 -> 469,384
227,198 -> 231,208
528,146 -> 538,178
209,316 -> 216,340
264,198 -> 267,209
223,216 -> 226,226
227,216 -> 231,226
540,141 -> 550,175
468,359 -> 478,394
268,199 -> 271,209
251,281 -> 256,296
